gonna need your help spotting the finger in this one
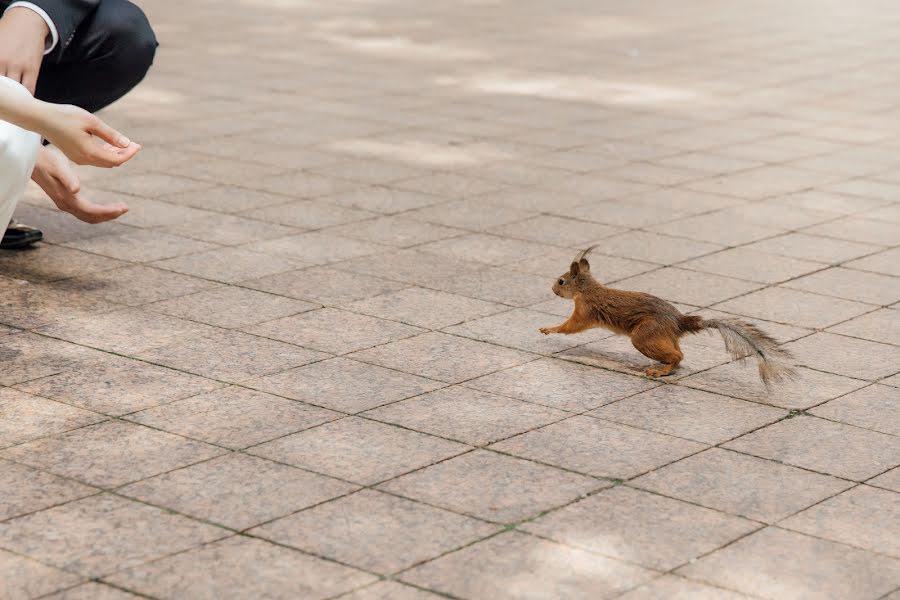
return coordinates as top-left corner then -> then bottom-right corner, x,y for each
22,67 -> 37,95
70,193 -> 129,224
87,117 -> 131,148
6,67 -> 23,86
91,141 -> 142,168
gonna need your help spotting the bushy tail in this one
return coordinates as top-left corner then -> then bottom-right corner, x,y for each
683,317 -> 798,386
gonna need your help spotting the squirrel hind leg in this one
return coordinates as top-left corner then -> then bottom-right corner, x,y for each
632,331 -> 683,378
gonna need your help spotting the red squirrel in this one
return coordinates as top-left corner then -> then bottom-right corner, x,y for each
540,247 -> 797,385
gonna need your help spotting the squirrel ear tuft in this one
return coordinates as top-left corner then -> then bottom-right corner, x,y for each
570,261 -> 580,276
579,257 -> 590,271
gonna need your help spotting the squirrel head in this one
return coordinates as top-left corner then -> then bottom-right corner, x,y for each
552,246 -> 597,299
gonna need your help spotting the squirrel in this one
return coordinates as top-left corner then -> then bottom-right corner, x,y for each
539,246 -> 797,385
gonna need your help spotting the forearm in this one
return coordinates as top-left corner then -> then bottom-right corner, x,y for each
0,79 -> 48,136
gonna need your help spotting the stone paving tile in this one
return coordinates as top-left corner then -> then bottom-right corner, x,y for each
405,198 -> 535,231
1,277 -> 123,330
524,252 -> 657,286
401,531 -> 655,600
0,548 -> 84,600
95,173 -> 215,198
845,247 -> 900,277
252,489 -> 498,573
491,415 -> 704,479
160,186 -> 297,214
785,267 -> 900,306
614,267 -> 763,307
723,415 -> 900,481
246,307 -> 423,354
107,535 -> 375,600
40,582 -> 142,600
380,449 -> 603,523
445,307 -> 612,354
681,362 -> 866,410
364,386 -> 568,446
244,265 -> 407,305
719,201 -> 842,230
713,287 -> 874,330
804,215 -> 900,246
156,212 -> 301,247
394,173 -> 508,199
336,249 -> 484,287
523,486 -> 758,570
152,246 -> 304,284
681,247 -> 823,285
345,287 -> 506,329
0,388 -> 105,448
649,212 -> 782,246
137,330 -> 327,383
249,417 -> 469,485
419,233 -> 554,266
247,172 -> 364,201
35,308 -> 219,355
62,229 -> 217,263
119,453 -> 355,530
678,527 -> 900,600
466,358 -> 658,412
0,332 -> 96,386
15,359 -> 223,416
325,187 -> 446,215
0,458 -> 97,521
431,266 -> 553,307
490,215 -> 622,246
247,199 -> 372,229
781,332 -> 900,381
741,232 -> 883,264
326,215 -> 463,248
0,494 -> 227,578
589,231 -> 722,265
0,244 -> 126,283
246,357 -> 443,413
148,285 -> 317,328
632,448 -> 852,523
126,386 -> 340,448
337,581 -> 444,600
2,420 -> 224,488
590,385 -> 786,445
243,232 -> 387,265
780,485 -> 900,557
56,265 -> 217,307
828,309 -> 900,346
685,165 -> 842,199
809,384 -> 900,436
617,575 -> 754,600
349,331 -> 535,384
869,468 -> 900,493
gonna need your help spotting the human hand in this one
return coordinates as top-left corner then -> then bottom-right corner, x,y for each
0,7 -> 49,94
31,145 -> 130,224
36,103 -> 141,167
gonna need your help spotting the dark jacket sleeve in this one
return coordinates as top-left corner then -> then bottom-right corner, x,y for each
18,0 -> 100,61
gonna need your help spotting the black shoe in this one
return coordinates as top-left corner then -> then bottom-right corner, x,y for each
1,221 -> 43,250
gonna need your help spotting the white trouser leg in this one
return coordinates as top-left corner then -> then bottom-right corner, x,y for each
0,76 -> 41,234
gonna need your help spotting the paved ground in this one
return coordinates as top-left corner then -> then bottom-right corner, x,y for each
2,0 -> 900,598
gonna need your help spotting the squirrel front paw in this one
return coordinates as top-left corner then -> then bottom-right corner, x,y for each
539,327 -> 554,335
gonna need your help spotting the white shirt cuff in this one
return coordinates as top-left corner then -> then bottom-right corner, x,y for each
4,2 -> 58,55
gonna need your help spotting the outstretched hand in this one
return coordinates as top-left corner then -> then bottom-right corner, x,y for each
37,103 -> 141,167
31,145 -> 129,223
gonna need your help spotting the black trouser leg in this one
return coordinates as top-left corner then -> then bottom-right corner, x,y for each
34,0 -> 158,113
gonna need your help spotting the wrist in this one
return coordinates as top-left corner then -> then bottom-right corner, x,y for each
2,6 -> 50,40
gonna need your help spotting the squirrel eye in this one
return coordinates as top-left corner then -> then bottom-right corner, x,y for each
558,278 -> 565,285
